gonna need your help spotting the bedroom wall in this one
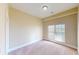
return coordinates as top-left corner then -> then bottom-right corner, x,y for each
0,3 -> 9,54
9,7 -> 42,50
43,8 -> 77,48
78,6 -> 79,54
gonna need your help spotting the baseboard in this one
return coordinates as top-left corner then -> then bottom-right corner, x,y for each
8,40 -> 41,53
45,39 -> 77,50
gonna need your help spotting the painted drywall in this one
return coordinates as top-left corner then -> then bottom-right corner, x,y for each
43,14 -> 77,48
9,7 -> 42,49
77,5 -> 79,54
0,3 -> 9,54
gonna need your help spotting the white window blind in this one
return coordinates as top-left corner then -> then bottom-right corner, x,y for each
48,24 -> 65,42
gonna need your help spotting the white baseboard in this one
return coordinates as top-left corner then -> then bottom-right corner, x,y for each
45,39 -> 77,49
62,43 -> 77,49
8,40 -> 41,53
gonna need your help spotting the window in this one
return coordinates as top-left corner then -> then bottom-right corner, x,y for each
48,25 -> 55,40
48,24 -> 65,42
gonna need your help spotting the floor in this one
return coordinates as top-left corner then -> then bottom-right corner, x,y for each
9,40 -> 77,55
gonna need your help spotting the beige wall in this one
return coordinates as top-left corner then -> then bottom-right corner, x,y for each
78,6 -> 79,54
0,3 -> 9,54
9,7 -> 42,49
43,13 -> 77,48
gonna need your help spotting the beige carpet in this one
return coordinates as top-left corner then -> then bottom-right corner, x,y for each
9,40 -> 77,55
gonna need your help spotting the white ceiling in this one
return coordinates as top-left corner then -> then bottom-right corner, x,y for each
10,3 -> 79,18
